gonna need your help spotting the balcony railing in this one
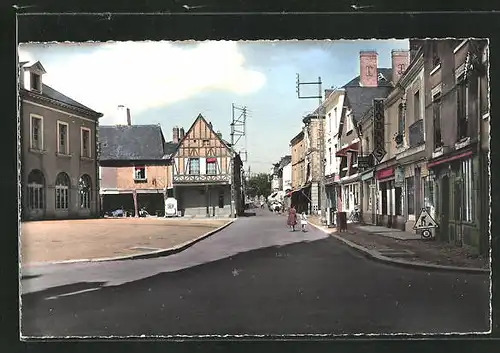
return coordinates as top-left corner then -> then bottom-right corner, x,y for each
173,173 -> 230,184
408,119 -> 424,148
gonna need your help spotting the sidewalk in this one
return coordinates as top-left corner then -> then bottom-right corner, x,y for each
308,216 -> 489,272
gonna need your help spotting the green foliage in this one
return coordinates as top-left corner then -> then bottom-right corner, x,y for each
246,173 -> 272,198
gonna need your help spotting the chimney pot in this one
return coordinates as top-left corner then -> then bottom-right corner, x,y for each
179,127 -> 185,140
359,51 -> 379,87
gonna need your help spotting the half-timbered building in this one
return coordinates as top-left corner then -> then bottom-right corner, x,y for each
171,114 -> 243,217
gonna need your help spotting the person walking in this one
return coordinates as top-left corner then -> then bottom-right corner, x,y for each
300,212 -> 308,232
287,205 -> 298,231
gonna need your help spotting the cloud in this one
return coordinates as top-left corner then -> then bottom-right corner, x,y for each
18,41 -> 266,124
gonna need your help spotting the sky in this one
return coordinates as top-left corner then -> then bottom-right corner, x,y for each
19,39 -> 409,173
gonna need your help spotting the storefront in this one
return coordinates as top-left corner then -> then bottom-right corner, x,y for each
427,149 -> 484,253
375,164 -> 405,229
290,184 -> 311,215
339,174 -> 360,219
325,174 -> 337,226
360,169 -> 376,224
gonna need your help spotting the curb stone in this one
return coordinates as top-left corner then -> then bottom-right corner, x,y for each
25,219 -> 237,267
308,221 -> 489,274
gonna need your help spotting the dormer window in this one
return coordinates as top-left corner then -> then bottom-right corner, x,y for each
30,72 -> 41,91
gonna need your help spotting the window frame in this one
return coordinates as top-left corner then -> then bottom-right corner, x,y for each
79,174 -> 92,209
30,72 -> 41,91
461,159 -> 474,223
29,114 -> 44,150
57,120 -> 70,155
27,170 -> 45,210
188,158 -> 200,175
80,127 -> 92,158
432,91 -> 443,149
133,166 -> 147,181
55,172 -> 70,210
456,73 -> 468,141
206,159 -> 217,175
413,90 -> 421,123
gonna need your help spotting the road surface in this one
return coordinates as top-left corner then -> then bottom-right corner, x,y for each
21,209 -> 490,337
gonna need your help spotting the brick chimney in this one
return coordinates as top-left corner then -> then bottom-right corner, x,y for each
179,127 -> 185,140
359,51 -> 378,87
391,50 -> 410,85
172,126 -> 180,144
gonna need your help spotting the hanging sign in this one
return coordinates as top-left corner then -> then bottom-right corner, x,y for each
372,99 -> 387,163
395,166 -> 405,187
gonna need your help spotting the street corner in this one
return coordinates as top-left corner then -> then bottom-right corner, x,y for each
20,217 -> 235,266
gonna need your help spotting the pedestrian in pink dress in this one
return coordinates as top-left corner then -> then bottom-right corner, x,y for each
287,205 -> 298,231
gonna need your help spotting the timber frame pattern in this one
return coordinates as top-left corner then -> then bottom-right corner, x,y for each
172,114 -> 232,184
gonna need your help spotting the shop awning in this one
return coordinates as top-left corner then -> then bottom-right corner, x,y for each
335,141 -> 359,157
427,150 -> 473,168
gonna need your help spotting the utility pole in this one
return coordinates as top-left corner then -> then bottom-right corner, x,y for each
230,103 -> 248,218
296,74 -> 327,224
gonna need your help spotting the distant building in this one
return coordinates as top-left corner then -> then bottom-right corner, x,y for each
98,110 -> 176,217
170,114 -> 244,217
19,60 -> 103,220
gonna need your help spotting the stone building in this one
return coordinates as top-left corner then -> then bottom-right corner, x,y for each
99,116 -> 176,217
20,60 -> 103,220
422,39 -> 489,254
290,130 -> 308,213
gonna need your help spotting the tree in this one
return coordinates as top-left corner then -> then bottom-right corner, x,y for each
246,173 -> 271,198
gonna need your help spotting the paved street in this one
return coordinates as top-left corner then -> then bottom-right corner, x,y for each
21,209 -> 490,337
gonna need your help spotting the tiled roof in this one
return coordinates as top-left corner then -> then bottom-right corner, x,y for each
42,84 -> 98,113
278,155 -> 292,169
99,125 -> 166,161
342,68 -> 394,123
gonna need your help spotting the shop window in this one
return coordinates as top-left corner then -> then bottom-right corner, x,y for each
395,186 -> 403,216
406,177 -> 415,215
424,176 -> 434,213
462,159 -> 474,222
380,182 -> 388,215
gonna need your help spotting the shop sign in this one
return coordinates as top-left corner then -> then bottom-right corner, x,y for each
395,166 -> 405,187
372,99 -> 387,163
357,156 -> 371,169
361,170 -> 374,181
376,167 -> 394,180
